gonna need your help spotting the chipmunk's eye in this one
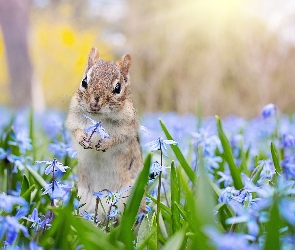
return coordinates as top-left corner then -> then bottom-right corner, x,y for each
113,82 -> 121,94
81,77 -> 87,89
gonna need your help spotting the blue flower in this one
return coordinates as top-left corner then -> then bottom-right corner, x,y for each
261,103 -> 277,118
144,136 -> 178,157
216,170 -> 233,187
280,198 -> 295,225
36,158 -> 69,175
22,208 -> 51,232
29,241 -> 43,250
257,160 -> 276,185
276,175 -> 295,196
218,186 -> 239,205
42,180 -> 72,199
136,212 -> 146,223
81,211 -> 94,221
282,156 -> 295,179
0,193 -> 27,213
82,114 -> 110,140
225,208 -> 265,237
149,161 -> 170,180
93,186 -> 132,206
0,147 -> 7,160
107,205 -> 119,218
204,227 -> 258,250
205,155 -> 222,173
49,141 -> 68,159
0,148 -> 32,173
281,134 -> 295,148
139,125 -> 149,134
23,208 -> 40,231
42,111 -> 63,139
8,130 -> 32,154
0,215 -> 29,244
66,146 -> 77,158
192,127 -> 223,156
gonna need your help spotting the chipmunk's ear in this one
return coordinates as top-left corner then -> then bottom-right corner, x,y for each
117,54 -> 131,75
87,47 -> 99,69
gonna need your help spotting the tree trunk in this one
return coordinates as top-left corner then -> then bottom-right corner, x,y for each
0,0 -> 32,108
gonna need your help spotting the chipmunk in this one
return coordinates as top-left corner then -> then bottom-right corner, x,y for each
66,47 -> 143,220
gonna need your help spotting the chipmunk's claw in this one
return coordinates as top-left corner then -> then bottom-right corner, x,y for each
95,139 -> 108,152
79,135 -> 93,149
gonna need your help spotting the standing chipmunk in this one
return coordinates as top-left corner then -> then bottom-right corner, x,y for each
66,47 -> 143,219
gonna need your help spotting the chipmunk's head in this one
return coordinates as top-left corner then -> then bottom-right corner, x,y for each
77,47 -> 132,115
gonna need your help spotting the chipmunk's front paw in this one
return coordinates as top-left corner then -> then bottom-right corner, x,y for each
79,134 -> 93,149
95,139 -> 110,152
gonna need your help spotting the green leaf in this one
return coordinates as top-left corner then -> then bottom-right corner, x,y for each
20,174 -> 30,196
137,216 -> 150,249
136,213 -> 157,250
271,142 -> 281,174
174,202 -> 196,232
20,175 -> 35,203
238,142 -> 249,175
195,147 -> 217,228
159,211 -> 168,239
146,193 -> 171,215
251,163 -> 264,185
159,119 -> 196,183
162,230 -> 185,250
40,199 -> 118,250
216,116 -> 243,189
171,161 -> 181,233
25,165 -> 47,188
118,154 -> 151,249
264,199 -> 281,250
208,178 -> 221,197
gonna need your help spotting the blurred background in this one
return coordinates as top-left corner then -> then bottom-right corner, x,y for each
0,0 -> 294,117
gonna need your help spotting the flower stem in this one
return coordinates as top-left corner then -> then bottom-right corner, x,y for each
87,123 -> 99,142
156,140 -> 163,249
94,197 -> 100,225
105,205 -> 112,232
51,160 -> 55,207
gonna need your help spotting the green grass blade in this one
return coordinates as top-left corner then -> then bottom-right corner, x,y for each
20,174 -> 35,202
208,178 -> 221,197
251,163 -> 264,185
174,202 -> 196,232
171,161 -> 181,233
41,205 -> 118,250
137,216 -> 150,249
20,174 -> 30,196
216,116 -> 243,189
271,142 -> 281,174
264,199 -> 281,250
159,119 -> 196,183
118,154 -> 151,248
162,230 -> 185,250
25,164 -> 47,188
195,147 -> 217,228
146,193 -> 171,215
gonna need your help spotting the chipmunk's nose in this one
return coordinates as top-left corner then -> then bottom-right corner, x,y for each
90,97 -> 101,111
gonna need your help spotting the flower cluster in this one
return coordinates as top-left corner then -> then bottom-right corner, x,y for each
37,158 -> 72,201
0,193 -> 29,245
1,103 -> 295,248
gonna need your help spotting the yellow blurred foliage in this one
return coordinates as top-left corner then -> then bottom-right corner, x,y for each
30,9 -> 113,109
0,4 -> 113,108
0,29 -> 9,103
